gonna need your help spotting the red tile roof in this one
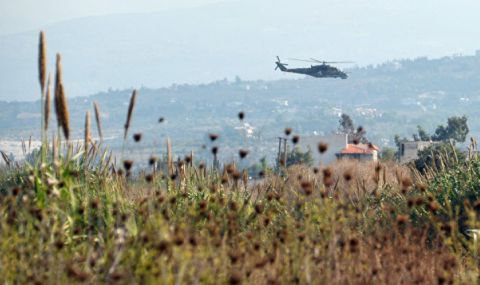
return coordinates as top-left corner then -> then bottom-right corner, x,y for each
339,144 -> 379,155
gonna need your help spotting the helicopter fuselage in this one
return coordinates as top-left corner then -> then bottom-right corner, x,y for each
275,58 -> 348,79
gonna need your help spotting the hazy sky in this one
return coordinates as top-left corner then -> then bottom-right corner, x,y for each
0,0 -> 232,34
2,0 -> 480,101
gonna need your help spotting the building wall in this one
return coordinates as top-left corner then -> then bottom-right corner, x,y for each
399,141 -> 434,164
336,153 -> 374,161
300,134 -> 348,165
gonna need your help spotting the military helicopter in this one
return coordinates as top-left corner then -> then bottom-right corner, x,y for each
275,56 -> 352,79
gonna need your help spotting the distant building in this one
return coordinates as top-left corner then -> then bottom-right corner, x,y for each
398,141 -> 435,164
336,143 -> 379,161
300,134 -> 349,165
299,134 -> 380,164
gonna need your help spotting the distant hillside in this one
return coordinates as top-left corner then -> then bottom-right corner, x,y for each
1,54 -> 480,163
2,0 -> 480,101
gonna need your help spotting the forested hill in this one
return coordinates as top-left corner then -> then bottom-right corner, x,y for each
1,53 -> 480,159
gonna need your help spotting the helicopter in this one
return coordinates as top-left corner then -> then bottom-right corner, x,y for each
275,57 -> 352,79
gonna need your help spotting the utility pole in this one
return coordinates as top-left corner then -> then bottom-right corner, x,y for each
277,137 -> 282,166
277,137 -> 288,169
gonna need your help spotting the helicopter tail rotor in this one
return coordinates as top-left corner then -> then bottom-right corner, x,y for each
275,56 -> 288,71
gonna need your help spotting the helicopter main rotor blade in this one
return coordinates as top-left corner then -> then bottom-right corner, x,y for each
326,61 -> 355,64
288,58 -> 318,63
309,58 -> 355,64
309,58 -> 324,63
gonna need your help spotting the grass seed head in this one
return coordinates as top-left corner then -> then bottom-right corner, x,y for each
133,133 -> 142,142
209,133 -> 219,141
44,75 -> 51,130
292,135 -> 300,144
238,111 -> 245,120
124,89 -> 137,140
123,160 -> 133,171
93,101 -> 103,140
84,111 -> 91,153
318,142 -> 328,153
300,181 -> 313,195
145,174 -> 153,183
57,83 -> 70,139
239,149 -> 249,159
53,54 -> 70,139
38,31 -> 47,92
284,127 -> 292,136
343,170 -> 353,182
396,214 -> 409,226
323,167 -> 333,178
149,156 -> 158,166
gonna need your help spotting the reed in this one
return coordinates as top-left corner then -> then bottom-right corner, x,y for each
0,150 -> 10,167
51,133 -> 57,164
54,54 -> 70,140
167,137 -> 173,176
38,31 -> 47,93
124,89 -> 137,140
57,83 -> 70,140
93,101 -> 103,141
38,31 -> 48,162
44,74 -> 51,131
84,111 -> 91,154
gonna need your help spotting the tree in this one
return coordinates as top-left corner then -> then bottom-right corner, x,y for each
415,125 -> 431,141
286,147 -> 313,167
431,116 -> 469,143
339,113 -> 368,143
338,113 -> 354,135
394,134 -> 404,148
247,156 -> 270,178
414,143 -> 465,173
380,147 -> 397,162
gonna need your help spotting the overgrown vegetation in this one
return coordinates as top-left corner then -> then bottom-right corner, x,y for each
1,31 -> 480,285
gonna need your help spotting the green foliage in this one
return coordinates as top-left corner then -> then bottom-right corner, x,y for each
338,113 -> 368,144
412,116 -> 469,143
380,147 -> 397,162
413,125 -> 431,141
339,113 -> 354,134
432,115 -> 469,143
286,146 -> 313,167
414,142 -> 465,174
247,156 -> 270,177
427,157 -> 480,221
